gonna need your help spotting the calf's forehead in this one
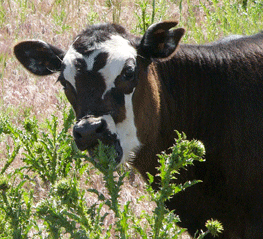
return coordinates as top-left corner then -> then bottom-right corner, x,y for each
98,35 -> 137,96
62,34 -> 137,91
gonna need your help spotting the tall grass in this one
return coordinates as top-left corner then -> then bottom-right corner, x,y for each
180,0 -> 263,43
0,0 -> 262,238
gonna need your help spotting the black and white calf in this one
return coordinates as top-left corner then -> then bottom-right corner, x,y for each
14,21 -> 263,238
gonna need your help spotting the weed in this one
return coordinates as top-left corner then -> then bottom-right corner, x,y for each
0,105 -> 78,183
133,0 -> 177,34
36,176 -> 97,238
144,132 -> 205,238
0,176 -> 35,238
134,0 -> 155,34
106,0 -> 123,24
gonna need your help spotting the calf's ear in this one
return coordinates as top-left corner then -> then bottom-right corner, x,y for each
14,40 -> 65,76
139,21 -> 185,59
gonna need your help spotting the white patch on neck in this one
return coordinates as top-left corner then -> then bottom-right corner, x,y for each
102,91 -> 141,164
102,90 -> 139,165
63,45 -> 83,89
98,35 -> 137,99
103,115 -> 117,134
117,92 -> 141,164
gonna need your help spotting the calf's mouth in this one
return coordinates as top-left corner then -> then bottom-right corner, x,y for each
73,117 -> 123,163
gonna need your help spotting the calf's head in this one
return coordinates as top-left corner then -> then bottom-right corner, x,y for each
14,21 -> 184,164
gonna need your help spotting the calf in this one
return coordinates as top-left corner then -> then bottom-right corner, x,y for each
14,21 -> 263,238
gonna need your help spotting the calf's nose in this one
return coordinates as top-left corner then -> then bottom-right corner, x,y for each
73,117 -> 107,150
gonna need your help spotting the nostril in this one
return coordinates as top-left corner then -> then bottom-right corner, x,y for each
73,117 -> 108,151
95,119 -> 107,134
73,130 -> 82,140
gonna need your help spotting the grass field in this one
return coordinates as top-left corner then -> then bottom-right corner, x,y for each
0,0 -> 263,238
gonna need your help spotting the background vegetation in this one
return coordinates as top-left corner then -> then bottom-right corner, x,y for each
0,0 -> 262,238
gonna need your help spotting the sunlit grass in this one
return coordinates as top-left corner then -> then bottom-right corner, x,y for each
181,0 -> 263,43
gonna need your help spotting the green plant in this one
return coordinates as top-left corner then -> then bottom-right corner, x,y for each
36,176 -> 102,238
34,109 -> 76,182
0,116 -> 22,175
84,142 -> 130,238
106,0 -> 123,24
0,3 -> 7,27
0,176 -> 35,238
143,132 -> 207,238
0,106 -> 78,184
133,0 -> 175,34
134,0 -> 154,34
181,0 -> 263,43
0,105 -> 93,238
82,134 -> 222,239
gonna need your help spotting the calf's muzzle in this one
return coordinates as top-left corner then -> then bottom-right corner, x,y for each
73,116 -> 107,151
73,116 -> 123,163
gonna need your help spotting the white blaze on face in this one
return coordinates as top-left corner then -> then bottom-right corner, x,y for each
99,35 -> 137,99
86,50 -> 101,71
63,44 -> 83,89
